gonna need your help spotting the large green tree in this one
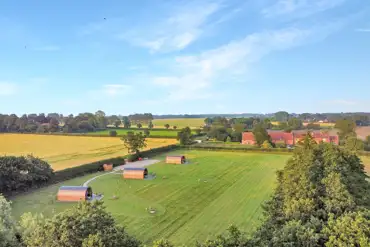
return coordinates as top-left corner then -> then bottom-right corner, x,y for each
335,118 -> 356,142
121,132 -> 147,153
249,139 -> 370,246
252,123 -> 270,146
20,201 -> 140,247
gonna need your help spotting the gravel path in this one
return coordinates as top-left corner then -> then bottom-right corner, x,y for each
83,159 -> 160,187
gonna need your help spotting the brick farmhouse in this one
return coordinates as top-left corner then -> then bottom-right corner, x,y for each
242,130 -> 339,146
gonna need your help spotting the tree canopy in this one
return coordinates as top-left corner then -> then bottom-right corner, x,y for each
121,132 -> 147,154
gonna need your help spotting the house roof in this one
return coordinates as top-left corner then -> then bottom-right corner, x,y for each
242,132 -> 255,140
59,186 -> 90,191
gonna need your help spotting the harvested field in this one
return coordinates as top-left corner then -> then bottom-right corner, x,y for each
356,126 -> 370,140
0,134 -> 177,170
90,128 -> 187,137
152,118 -> 204,129
11,151 -> 289,245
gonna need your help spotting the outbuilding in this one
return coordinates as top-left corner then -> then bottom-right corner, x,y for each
166,155 -> 186,164
123,167 -> 148,180
103,163 -> 113,171
57,186 -> 93,202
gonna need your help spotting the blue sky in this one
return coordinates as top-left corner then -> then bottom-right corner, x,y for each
0,0 -> 369,115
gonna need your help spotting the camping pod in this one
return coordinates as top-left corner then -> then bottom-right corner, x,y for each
166,155 -> 186,164
103,163 -> 113,171
123,167 -> 148,180
57,186 -> 92,202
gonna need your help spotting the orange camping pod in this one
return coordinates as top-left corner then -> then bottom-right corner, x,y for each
166,155 -> 186,164
57,186 -> 93,202
103,163 -> 113,171
123,167 -> 148,180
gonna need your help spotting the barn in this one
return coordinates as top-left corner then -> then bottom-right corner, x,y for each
103,163 -> 113,171
166,155 -> 186,164
123,167 -> 148,180
57,186 -> 93,202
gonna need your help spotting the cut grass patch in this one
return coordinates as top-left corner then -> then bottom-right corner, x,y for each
11,150 -> 289,245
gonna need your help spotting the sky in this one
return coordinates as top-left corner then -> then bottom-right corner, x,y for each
0,0 -> 369,115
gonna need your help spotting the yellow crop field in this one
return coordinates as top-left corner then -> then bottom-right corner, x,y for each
152,118 -> 205,129
0,134 -> 177,171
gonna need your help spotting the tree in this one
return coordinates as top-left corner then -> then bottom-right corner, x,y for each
148,121 -> 154,129
21,201 -> 140,247
252,123 -> 270,146
275,111 -> 289,122
335,118 -> 356,142
344,136 -> 364,152
143,129 -> 150,137
178,127 -> 192,145
36,124 -> 48,133
0,194 -> 18,247
49,118 -> 60,132
109,130 -> 117,137
114,120 -> 121,128
262,140 -> 273,149
136,123 -> 142,129
122,117 -> 131,129
164,124 -> 170,129
287,117 -> 303,130
323,211 -> 370,246
173,126 -> 177,130
249,141 -> 370,246
121,132 -> 147,154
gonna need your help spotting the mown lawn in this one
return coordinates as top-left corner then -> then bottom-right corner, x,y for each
11,150 -> 289,245
0,134 -> 177,170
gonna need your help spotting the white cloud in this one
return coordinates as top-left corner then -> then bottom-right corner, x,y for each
102,84 -> 132,96
0,82 -> 17,95
262,0 -> 347,18
119,1 -> 222,53
88,84 -> 132,99
34,45 -> 60,51
150,22 -> 344,101
355,28 -> 370,32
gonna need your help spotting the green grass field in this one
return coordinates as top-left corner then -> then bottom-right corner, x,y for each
152,118 -> 205,129
11,150 -> 289,245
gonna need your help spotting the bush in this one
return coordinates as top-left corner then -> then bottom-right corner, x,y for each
0,155 -> 54,194
109,130 -> 117,137
127,153 -> 140,162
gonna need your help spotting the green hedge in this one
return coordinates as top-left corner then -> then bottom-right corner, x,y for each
52,144 -> 179,183
182,145 -> 294,154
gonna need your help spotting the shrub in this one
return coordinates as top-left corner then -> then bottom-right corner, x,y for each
127,153 -> 140,162
0,155 -> 54,194
109,130 -> 117,137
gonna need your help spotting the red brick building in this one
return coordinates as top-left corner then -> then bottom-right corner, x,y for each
242,130 -> 339,146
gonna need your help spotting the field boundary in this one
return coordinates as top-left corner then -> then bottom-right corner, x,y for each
6,144 -> 179,198
0,132 -> 178,139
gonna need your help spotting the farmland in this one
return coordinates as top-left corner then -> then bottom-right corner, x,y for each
11,151 -> 289,245
152,118 -> 205,129
90,128 -> 185,137
0,134 -> 177,171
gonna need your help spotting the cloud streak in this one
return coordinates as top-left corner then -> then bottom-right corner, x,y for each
150,21 -> 344,101
262,0 -> 347,18
355,28 -> 370,32
119,1 -> 223,53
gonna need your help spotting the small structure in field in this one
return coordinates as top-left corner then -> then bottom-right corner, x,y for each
103,163 -> 113,171
57,186 -> 93,202
123,167 -> 148,180
166,155 -> 186,164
